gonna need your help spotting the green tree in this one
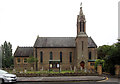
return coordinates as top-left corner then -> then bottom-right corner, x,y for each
95,59 -> 105,71
27,55 -> 37,70
1,41 -> 13,68
97,45 -> 111,59
104,43 -> 120,75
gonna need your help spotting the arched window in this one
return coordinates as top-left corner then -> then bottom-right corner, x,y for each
50,52 -> 53,60
89,52 -> 92,59
80,22 -> 81,32
60,52 -> 62,62
17,58 -> 20,63
40,51 -> 43,63
82,41 -> 84,51
70,52 -> 72,63
83,22 -> 84,32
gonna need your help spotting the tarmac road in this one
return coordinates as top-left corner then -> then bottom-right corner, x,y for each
0,76 -> 120,84
14,78 -> 120,84
14,81 -> 119,84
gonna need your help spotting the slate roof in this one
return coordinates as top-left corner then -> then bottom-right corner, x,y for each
34,37 -> 97,48
88,37 -> 97,48
14,47 -> 33,57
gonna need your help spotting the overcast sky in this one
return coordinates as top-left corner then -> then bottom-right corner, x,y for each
0,0 -> 119,53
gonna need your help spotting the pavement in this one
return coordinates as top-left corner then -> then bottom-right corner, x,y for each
17,76 -> 106,82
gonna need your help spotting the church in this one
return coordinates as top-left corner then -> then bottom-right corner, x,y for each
14,5 -> 97,72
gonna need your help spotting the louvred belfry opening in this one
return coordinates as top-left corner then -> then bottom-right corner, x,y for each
77,4 -> 86,35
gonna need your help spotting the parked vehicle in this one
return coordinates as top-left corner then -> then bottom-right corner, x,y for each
0,69 -> 17,83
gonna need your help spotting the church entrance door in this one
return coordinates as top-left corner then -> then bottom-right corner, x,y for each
80,61 -> 85,69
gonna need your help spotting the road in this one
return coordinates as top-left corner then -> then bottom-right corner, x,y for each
0,77 -> 120,84
13,77 -> 120,84
14,81 -> 119,84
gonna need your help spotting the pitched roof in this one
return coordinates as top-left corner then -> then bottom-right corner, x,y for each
88,37 -> 97,48
34,37 -> 76,48
34,37 -> 97,48
14,47 -> 33,57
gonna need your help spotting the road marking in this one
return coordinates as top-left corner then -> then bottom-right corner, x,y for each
97,77 -> 108,82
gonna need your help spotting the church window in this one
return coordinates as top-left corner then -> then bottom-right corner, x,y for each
70,52 -> 72,63
89,52 -> 92,59
50,52 -> 53,60
24,58 -> 27,63
40,51 -> 43,63
83,22 -> 84,32
80,22 -> 81,32
82,41 -> 84,51
60,52 -> 62,62
17,58 -> 20,63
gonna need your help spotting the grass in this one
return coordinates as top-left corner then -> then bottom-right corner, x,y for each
24,70 -> 75,74
8,69 -> 89,74
9,70 -> 77,74
26,71 -> 48,74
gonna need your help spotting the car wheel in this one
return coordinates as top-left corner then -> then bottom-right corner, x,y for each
2,79 -> 5,84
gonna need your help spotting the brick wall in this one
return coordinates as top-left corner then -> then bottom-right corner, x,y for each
34,48 -> 75,71
115,65 -> 120,76
14,57 -> 32,71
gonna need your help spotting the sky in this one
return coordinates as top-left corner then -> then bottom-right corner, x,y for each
0,0 -> 119,53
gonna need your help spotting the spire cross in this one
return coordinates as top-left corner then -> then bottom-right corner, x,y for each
80,2 -> 82,7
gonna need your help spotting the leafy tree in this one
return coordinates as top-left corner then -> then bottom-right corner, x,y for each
98,43 -> 120,75
95,59 -> 105,71
1,41 -> 13,68
27,55 -> 37,70
104,43 -> 120,75
97,45 -> 111,59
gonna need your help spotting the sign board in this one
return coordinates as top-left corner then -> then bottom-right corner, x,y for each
49,60 -> 60,72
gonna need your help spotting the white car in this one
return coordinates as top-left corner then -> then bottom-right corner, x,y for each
0,69 -> 17,83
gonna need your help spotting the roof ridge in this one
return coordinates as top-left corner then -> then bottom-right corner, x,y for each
38,37 -> 76,38
18,46 -> 33,48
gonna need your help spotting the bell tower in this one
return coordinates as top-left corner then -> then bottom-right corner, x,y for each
77,3 -> 86,35
75,3 -> 88,71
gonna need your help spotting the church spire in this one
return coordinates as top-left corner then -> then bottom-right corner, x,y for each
78,2 -> 85,22
77,3 -> 87,36
79,2 -> 83,16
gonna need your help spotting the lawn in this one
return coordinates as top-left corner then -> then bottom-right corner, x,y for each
24,70 -> 75,74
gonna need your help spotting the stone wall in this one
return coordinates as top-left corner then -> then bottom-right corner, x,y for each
75,36 -> 88,70
14,57 -> 32,71
88,62 -> 95,72
115,65 -> 120,76
88,48 -> 97,60
97,65 -> 102,75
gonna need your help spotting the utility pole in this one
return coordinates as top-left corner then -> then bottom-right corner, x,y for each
118,1 -> 120,43
0,47 -> 2,69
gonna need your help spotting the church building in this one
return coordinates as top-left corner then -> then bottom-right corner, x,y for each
14,5 -> 97,72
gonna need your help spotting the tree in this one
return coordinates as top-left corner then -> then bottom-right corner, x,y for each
27,55 -> 37,70
104,43 -> 120,75
1,41 -> 13,68
97,45 -> 111,59
98,43 -> 120,75
95,59 -> 105,71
